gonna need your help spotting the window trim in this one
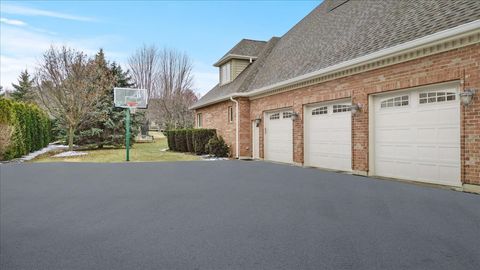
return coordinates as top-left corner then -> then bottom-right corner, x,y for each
283,111 -> 293,119
312,106 -> 328,115
380,95 -> 409,109
220,62 -> 231,85
197,113 -> 202,128
419,91 -> 456,104
332,104 -> 351,113
269,113 -> 280,120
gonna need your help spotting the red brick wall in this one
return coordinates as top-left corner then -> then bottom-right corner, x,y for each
237,98 -> 251,157
194,98 -> 251,158
195,100 -> 236,156
197,44 -> 480,185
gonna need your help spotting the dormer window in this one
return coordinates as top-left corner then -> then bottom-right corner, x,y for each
220,62 -> 231,84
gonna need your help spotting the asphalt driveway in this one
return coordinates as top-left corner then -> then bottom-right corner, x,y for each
1,161 -> 479,270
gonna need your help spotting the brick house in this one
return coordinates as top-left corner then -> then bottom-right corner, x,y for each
191,0 -> 480,189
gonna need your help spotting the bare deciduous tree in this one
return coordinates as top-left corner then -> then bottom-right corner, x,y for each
35,46 -> 104,150
129,45 -> 197,129
128,44 -> 160,98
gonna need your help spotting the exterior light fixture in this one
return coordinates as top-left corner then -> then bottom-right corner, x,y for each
459,89 -> 476,106
291,112 -> 299,121
254,117 -> 262,127
350,103 -> 362,115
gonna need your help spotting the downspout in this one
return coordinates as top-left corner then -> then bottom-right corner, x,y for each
230,96 -> 240,159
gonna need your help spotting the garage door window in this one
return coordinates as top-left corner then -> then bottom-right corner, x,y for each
419,91 -> 456,104
283,112 -> 293,119
333,104 -> 351,113
312,106 -> 328,115
269,113 -> 280,120
381,95 -> 409,108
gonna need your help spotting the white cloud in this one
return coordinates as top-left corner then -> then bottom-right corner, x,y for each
0,25 -> 125,89
0,17 -> 27,26
0,55 -> 36,89
193,71 -> 218,96
1,4 -> 95,22
192,62 -> 218,97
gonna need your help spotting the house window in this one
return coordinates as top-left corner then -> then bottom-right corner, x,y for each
220,62 -> 231,84
333,104 -> 351,113
197,113 -> 202,128
283,112 -> 293,119
380,95 -> 409,108
228,106 -> 233,122
419,91 -> 456,104
269,113 -> 280,120
312,106 -> 328,115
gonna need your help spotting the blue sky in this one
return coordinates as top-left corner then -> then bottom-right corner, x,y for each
0,1 -> 320,95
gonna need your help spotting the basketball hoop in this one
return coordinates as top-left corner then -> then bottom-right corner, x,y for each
113,88 -> 148,162
127,101 -> 138,114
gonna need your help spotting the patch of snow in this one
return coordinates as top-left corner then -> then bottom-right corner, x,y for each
9,144 -> 69,163
201,155 -> 229,161
160,148 -> 169,152
53,151 -> 88,158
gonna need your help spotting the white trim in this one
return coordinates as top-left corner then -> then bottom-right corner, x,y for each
214,54 -> 258,67
230,97 -> 239,159
246,20 -> 480,98
190,20 -> 480,110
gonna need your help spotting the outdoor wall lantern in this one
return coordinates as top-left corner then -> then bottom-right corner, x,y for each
291,112 -> 299,121
459,89 -> 476,106
254,117 -> 262,127
350,103 -> 362,115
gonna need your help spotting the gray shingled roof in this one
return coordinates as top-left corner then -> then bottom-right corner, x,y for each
249,0 -> 480,90
214,39 -> 267,67
193,0 -> 480,109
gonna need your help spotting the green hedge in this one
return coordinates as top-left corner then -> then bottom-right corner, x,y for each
165,130 -> 176,151
174,129 -> 188,152
185,129 -> 194,153
0,98 -> 51,161
164,128 -> 216,155
192,129 -> 216,155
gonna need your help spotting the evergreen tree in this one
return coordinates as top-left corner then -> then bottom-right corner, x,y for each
76,49 -> 144,148
11,70 -> 35,102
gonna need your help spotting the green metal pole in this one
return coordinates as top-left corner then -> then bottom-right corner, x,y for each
126,108 -> 131,161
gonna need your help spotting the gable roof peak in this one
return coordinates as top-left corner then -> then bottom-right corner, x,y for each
214,38 -> 268,67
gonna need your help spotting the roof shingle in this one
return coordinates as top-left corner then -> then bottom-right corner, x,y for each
193,0 -> 480,109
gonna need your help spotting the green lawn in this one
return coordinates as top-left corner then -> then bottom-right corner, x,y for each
31,133 -> 201,163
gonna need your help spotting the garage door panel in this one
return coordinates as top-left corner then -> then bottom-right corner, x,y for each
265,110 -> 293,164
438,146 -> 460,161
437,127 -> 459,142
305,101 -> 351,172
376,128 -> 413,143
375,112 -> 412,126
373,84 -> 460,186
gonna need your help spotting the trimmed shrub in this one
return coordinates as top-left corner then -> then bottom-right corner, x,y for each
164,128 -> 216,154
164,130 -> 176,151
206,135 -> 229,157
185,129 -> 194,152
174,129 -> 188,152
0,98 -> 51,161
192,129 -> 216,155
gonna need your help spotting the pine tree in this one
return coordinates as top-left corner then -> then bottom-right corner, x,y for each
11,70 -> 35,102
76,50 -> 144,148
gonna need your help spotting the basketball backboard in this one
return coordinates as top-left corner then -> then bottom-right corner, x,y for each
113,88 -> 148,109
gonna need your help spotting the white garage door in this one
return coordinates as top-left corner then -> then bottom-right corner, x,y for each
304,100 -> 352,171
264,110 -> 293,164
373,83 -> 461,186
